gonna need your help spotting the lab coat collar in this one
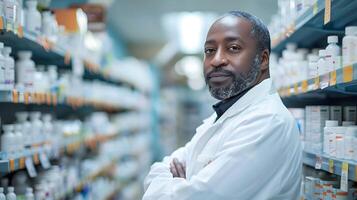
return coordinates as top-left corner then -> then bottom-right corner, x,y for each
214,78 -> 276,124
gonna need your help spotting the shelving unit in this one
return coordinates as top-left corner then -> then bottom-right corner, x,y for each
0,7 -> 154,199
272,0 -> 357,54
303,151 -> 357,181
0,132 -> 119,176
0,30 -> 139,89
271,0 -> 357,198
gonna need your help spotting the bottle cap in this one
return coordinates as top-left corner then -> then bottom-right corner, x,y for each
327,35 -> 338,44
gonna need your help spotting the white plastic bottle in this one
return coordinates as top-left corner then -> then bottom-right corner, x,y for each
3,0 -> 17,30
3,47 -> 15,91
0,43 -> 5,90
6,187 -> 16,200
13,124 -> 23,151
42,11 -> 52,37
308,54 -> 319,79
342,121 -> 355,127
1,125 -> 15,153
335,126 -> 347,159
30,112 -> 42,145
318,50 -> 327,76
323,120 -> 339,155
342,26 -> 357,67
16,51 -> 35,92
0,187 -> 6,200
24,0 -> 41,34
25,188 -> 34,200
345,126 -> 357,160
325,35 -> 341,71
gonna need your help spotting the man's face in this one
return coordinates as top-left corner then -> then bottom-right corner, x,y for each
203,16 -> 261,100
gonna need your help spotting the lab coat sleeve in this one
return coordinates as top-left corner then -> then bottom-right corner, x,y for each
144,141 -> 191,191
142,114 -> 292,200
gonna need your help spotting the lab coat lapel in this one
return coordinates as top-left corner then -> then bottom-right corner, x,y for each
187,79 -> 276,178
216,78 -> 276,124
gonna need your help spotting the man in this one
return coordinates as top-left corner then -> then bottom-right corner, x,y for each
143,10 -> 302,200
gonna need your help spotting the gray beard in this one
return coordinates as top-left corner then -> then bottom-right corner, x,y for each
207,55 -> 260,100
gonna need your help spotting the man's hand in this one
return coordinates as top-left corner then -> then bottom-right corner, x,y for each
170,158 -> 186,178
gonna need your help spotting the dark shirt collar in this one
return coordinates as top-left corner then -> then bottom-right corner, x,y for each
212,88 -> 250,122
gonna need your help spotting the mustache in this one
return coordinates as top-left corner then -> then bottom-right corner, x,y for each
205,68 -> 235,80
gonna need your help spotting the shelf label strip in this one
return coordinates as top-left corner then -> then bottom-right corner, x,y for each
341,162 -> 349,192
343,65 -> 353,83
324,0 -> 331,24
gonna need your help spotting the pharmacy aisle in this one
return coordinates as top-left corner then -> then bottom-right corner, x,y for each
269,0 -> 357,199
0,1 -> 156,200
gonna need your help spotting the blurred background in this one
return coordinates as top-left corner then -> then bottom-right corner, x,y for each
1,0 -> 357,199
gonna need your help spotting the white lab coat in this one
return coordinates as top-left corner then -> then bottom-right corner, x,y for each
143,78 -> 302,200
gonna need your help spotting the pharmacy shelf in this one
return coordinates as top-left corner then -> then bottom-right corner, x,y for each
0,31 -> 133,88
0,31 -> 68,68
303,151 -> 357,181
58,156 -> 120,200
0,90 -> 131,112
0,132 -> 119,176
272,0 -> 357,54
278,64 -> 357,106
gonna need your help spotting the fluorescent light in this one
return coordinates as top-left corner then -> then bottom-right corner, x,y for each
175,56 -> 203,79
174,56 -> 206,90
162,12 -> 217,54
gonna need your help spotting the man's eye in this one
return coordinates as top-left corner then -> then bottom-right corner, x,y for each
204,48 -> 215,54
229,45 -> 241,52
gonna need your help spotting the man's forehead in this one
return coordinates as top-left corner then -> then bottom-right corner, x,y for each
206,16 -> 253,39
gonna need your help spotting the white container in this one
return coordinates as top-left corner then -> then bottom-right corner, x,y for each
344,106 -> 357,122
42,114 -> 52,144
342,26 -> 357,67
342,121 -> 355,127
1,125 -> 15,153
0,187 -> 6,200
15,112 -> 32,148
42,11 -> 52,37
335,127 -> 346,159
30,112 -> 42,145
14,124 -> 24,151
345,126 -> 357,160
305,106 -> 330,153
4,0 -> 17,29
6,187 -> 16,200
318,50 -> 328,75
0,43 -> 5,90
323,120 -> 339,155
3,47 -> 15,91
25,188 -> 34,200
326,35 -> 341,71
16,51 -> 35,92
24,0 -> 41,34
330,106 -> 342,125
308,54 -> 319,79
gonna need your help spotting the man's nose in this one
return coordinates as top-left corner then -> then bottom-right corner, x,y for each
211,48 -> 228,68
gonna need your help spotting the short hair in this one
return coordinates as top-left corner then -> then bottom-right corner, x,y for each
226,10 -> 271,54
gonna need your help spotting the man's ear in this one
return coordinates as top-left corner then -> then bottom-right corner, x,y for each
260,49 -> 270,71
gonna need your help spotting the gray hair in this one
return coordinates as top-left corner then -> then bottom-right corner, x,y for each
226,10 -> 271,54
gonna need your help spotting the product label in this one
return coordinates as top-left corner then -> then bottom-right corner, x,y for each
315,155 -> 322,169
25,157 -> 37,178
328,159 -> 334,173
330,71 -> 337,86
39,153 -> 51,169
314,76 -> 320,89
313,2 -> 318,15
324,0 -> 331,24
341,162 -> 349,192
343,65 -> 353,83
